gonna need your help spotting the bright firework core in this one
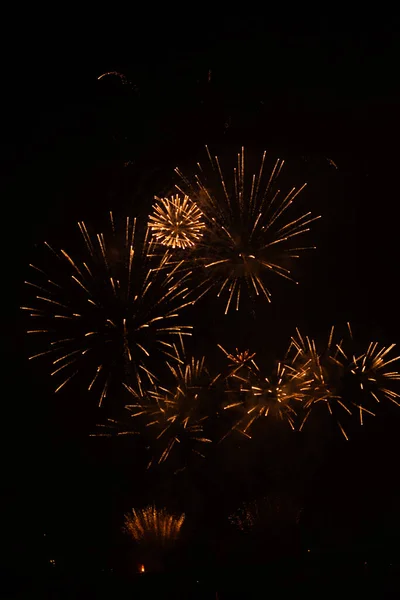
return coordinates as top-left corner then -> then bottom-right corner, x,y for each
148,195 -> 205,249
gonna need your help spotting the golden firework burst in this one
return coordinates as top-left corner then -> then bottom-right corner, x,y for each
288,327 -> 353,438
220,342 -> 307,439
230,361 -> 306,437
174,146 -> 320,313
148,194 -> 205,249
349,341 -> 400,423
124,505 -> 185,547
145,351 -> 213,466
22,213 -> 192,405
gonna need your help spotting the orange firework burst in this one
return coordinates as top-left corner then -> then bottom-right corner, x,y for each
123,343 -> 214,467
218,344 -> 257,379
90,341 -> 217,458
124,505 -> 185,547
289,325 -> 400,436
148,194 -> 205,249
22,213 -> 192,405
220,345 -> 307,439
288,326 -> 353,439
174,146 -> 320,313
348,341 -> 400,422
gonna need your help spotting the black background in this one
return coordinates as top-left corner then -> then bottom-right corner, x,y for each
2,13 -> 400,597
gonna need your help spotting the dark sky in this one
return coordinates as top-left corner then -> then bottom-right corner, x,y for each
3,16 -> 400,583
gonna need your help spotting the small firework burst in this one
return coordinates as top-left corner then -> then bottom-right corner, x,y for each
124,505 -> 185,547
289,325 -> 400,435
22,213 -> 192,406
220,344 -> 306,439
288,327 -> 353,438
90,341 -> 218,459
148,194 -> 205,249
349,341 -> 400,421
138,345 -> 214,467
229,495 -> 302,533
218,344 -> 257,379
235,361 -> 305,437
174,146 -> 320,313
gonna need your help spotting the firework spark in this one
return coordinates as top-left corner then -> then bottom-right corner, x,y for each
22,214 -> 192,405
221,345 -> 307,439
124,505 -> 185,547
229,495 -> 302,533
148,194 -> 205,249
220,327 -> 400,441
121,343 -> 213,467
174,146 -> 320,313
218,344 -> 257,379
288,326 -> 400,435
89,415 -> 141,438
288,327 -> 353,438
349,341 -> 400,421
230,362 -> 305,437
97,71 -> 128,84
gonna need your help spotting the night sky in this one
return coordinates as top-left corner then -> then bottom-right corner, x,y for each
3,15 -> 400,597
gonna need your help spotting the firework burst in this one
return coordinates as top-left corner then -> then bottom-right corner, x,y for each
22,213 -> 192,406
148,194 -> 205,249
288,325 -> 400,436
174,146 -> 320,313
288,327 -> 353,438
217,344 -> 257,379
124,505 -> 185,547
348,341 -> 400,421
229,494 -> 301,533
123,343 -> 214,467
221,346 -> 306,439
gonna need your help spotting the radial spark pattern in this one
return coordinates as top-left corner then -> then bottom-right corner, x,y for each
148,358 -> 214,465
288,327 -> 353,438
148,194 -> 205,249
218,344 -> 257,379
349,341 -> 400,421
174,146 -> 320,312
121,343 -> 214,466
223,357 -> 306,438
287,325 -> 400,436
219,326 -> 400,441
22,213 -> 192,405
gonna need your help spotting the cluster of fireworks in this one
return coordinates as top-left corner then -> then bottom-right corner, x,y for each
123,496 -> 303,572
219,326 -> 400,441
88,323 -> 400,468
123,496 -> 298,553
22,147 -> 400,466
